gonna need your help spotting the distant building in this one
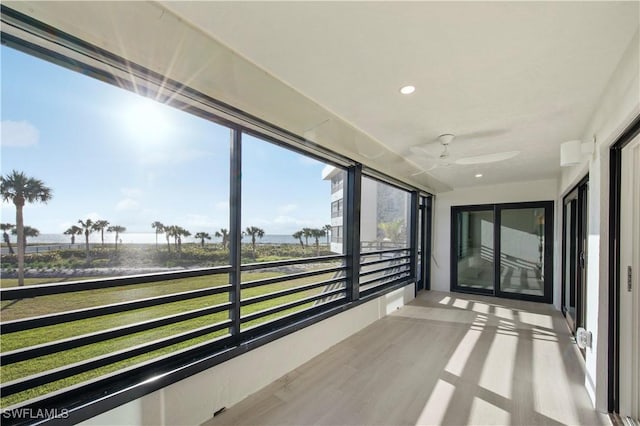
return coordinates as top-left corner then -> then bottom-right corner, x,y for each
322,165 -> 346,254
322,166 -> 409,254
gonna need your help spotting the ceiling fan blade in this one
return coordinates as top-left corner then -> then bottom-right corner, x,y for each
409,145 -> 440,158
454,150 -> 520,165
455,128 -> 509,141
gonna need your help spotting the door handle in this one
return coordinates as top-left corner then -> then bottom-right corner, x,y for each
579,251 -> 585,268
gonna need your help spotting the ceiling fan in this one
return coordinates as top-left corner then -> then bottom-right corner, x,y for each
409,133 -> 520,170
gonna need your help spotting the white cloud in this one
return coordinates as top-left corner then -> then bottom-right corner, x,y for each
215,201 -> 229,211
121,187 -> 142,198
116,198 -> 140,211
1,120 -> 39,147
184,214 -> 223,230
81,212 -> 103,222
278,204 -> 298,214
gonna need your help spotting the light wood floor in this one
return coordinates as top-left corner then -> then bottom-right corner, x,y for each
204,291 -> 610,426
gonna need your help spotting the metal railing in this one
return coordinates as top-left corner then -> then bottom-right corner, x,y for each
0,255 -> 352,412
359,248 -> 411,295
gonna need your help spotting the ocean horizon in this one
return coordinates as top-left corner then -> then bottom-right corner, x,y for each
7,233 -> 309,246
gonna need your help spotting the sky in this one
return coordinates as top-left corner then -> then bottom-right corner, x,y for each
1,45 -> 332,237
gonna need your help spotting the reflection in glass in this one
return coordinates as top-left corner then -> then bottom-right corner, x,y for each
358,177 -> 412,292
499,208 -> 546,296
360,177 -> 411,252
456,210 -> 494,290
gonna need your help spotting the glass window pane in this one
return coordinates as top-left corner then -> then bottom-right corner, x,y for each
360,177 -> 411,252
240,133 -> 347,328
0,46 -> 231,286
241,133 -> 345,259
499,207 -> 546,296
456,210 -> 494,290
564,203 -> 576,317
359,177 -> 411,292
0,45 -> 232,407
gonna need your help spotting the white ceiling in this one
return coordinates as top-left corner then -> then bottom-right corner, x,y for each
163,1 -> 639,189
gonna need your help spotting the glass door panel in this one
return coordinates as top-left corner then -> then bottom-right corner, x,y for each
417,203 -> 423,290
499,207 -> 547,297
455,209 -> 494,292
452,201 -> 553,302
562,179 -> 588,333
563,200 -> 577,330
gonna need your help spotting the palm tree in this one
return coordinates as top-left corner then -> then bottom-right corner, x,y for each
107,225 -> 126,251
1,223 -> 15,254
151,221 -> 164,249
1,171 -> 52,286
12,226 -> 40,256
164,225 -> 174,252
78,218 -> 95,260
178,228 -> 191,252
63,225 -> 82,244
93,220 -> 110,247
378,220 -> 404,243
214,228 -> 229,250
302,227 -> 313,248
245,226 -> 265,257
169,226 -> 190,253
310,228 -> 326,256
292,230 -> 304,249
166,226 -> 190,252
323,224 -> 332,246
195,232 -> 211,247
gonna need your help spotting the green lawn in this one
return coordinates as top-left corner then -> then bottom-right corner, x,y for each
0,266 -> 343,407
0,277 -> 97,288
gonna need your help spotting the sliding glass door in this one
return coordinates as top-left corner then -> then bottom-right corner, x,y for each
497,205 -> 553,299
562,178 -> 588,333
452,201 -> 554,303
417,195 -> 432,291
453,207 -> 495,294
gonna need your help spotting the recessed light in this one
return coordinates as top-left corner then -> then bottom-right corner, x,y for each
475,174 -> 483,178
399,85 -> 415,95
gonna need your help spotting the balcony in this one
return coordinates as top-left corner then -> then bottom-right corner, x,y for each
203,291 -> 606,426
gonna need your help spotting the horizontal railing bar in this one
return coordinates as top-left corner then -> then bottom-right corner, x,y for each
2,275 -> 415,413
240,287 -> 345,323
240,254 -> 345,271
360,254 -> 411,268
359,264 -> 410,278
359,247 -> 410,257
359,277 -> 415,299
241,277 -> 345,307
359,271 -> 411,288
1,284 -> 232,334
241,266 -> 345,289
0,302 -> 232,366
0,319 -> 233,397
0,266 -> 232,300
240,296 -> 347,335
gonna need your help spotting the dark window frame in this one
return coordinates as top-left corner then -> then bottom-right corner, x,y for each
561,175 -> 589,336
607,114 -> 640,413
0,5 -> 432,424
451,201 -> 554,304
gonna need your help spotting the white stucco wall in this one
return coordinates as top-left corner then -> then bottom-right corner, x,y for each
558,29 -> 639,411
